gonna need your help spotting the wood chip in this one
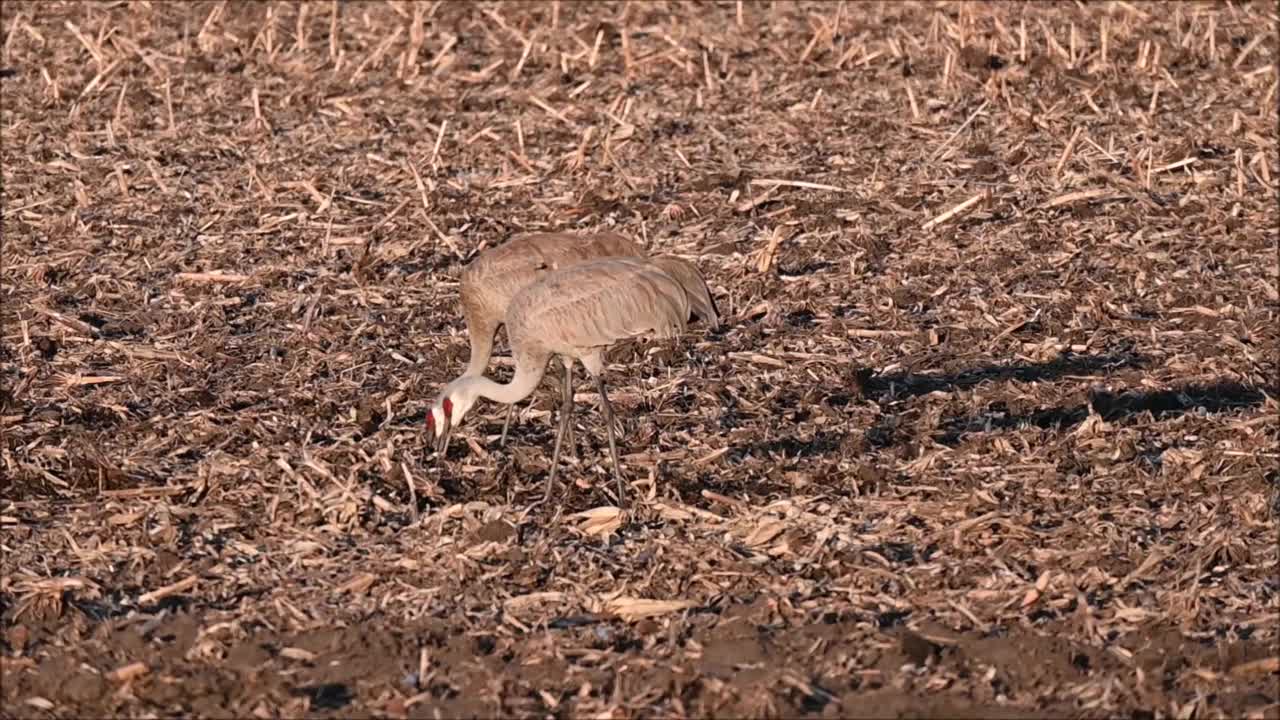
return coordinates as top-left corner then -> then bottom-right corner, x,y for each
1043,188 -> 1119,208
137,576 -> 197,606
922,192 -> 986,230
1230,656 -> 1280,677
727,351 -> 787,368
107,662 -> 149,682
568,506 -> 624,537
605,597 -> 697,621
335,572 -> 378,595
174,271 -> 251,283
279,647 -> 318,662
504,592 -> 567,612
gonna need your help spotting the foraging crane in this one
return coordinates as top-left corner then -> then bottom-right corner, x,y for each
427,256 -> 719,507
451,231 -> 645,446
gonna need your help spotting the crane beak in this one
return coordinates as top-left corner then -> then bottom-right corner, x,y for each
434,413 -> 453,456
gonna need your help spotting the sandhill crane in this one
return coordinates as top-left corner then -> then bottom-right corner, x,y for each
427,255 -> 719,507
450,231 -> 645,447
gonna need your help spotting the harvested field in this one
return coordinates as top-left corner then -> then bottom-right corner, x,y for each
2,1 -> 1278,717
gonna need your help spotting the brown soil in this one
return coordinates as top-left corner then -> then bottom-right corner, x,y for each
2,2 -> 1278,718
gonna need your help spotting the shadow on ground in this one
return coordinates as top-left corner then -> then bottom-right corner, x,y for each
860,345 -> 1146,402
936,380 -> 1273,445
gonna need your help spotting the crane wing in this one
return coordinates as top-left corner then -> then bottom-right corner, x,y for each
506,258 -> 693,355
460,232 -> 646,323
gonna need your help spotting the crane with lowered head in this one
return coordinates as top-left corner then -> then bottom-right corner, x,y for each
427,255 -> 719,508
448,231 -> 646,447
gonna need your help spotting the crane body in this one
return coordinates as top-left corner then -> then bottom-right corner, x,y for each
452,231 -> 645,443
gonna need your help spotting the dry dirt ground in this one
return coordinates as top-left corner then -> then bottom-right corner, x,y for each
2,1 -> 1278,718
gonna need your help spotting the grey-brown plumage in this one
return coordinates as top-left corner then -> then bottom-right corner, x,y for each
504,256 -> 719,362
427,255 -> 720,507
643,255 -> 720,332
452,231 -> 645,443
458,231 -> 645,376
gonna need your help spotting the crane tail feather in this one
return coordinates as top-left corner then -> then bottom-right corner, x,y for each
650,256 -> 720,330
687,287 -> 719,330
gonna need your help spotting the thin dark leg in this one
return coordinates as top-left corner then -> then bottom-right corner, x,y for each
563,363 -> 576,454
499,403 -> 515,446
594,373 -> 626,507
543,363 -> 574,504
506,364 -> 571,450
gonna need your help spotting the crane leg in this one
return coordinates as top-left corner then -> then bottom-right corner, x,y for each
593,374 -> 627,508
505,364 -> 574,453
543,360 -> 575,504
499,403 -> 515,446
563,363 -> 576,453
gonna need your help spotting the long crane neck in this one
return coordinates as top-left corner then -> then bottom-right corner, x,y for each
463,355 -> 490,378
462,330 -> 495,378
462,358 -> 546,405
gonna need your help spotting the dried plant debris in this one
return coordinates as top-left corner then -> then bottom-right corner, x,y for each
2,2 -> 1277,718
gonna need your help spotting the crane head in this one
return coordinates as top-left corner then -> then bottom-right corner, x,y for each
426,379 -> 480,455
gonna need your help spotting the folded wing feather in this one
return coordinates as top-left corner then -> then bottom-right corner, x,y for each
506,258 -> 695,357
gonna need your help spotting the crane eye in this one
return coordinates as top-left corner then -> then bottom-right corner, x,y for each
443,397 -> 454,418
